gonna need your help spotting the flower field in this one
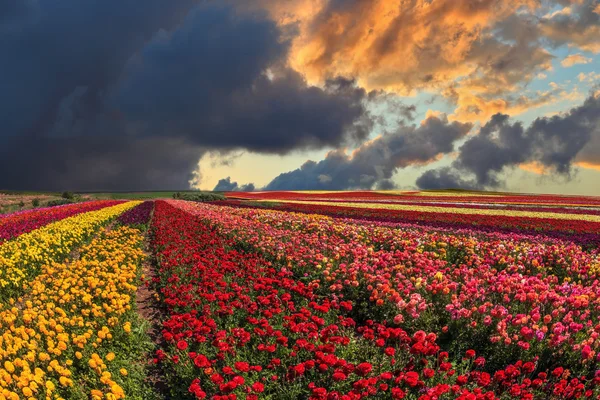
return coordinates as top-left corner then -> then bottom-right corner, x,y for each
2,191 -> 600,399
147,194 -> 600,399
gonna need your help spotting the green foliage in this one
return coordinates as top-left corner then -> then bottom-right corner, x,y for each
46,199 -> 76,207
87,191 -> 188,200
32,198 -> 40,207
173,192 -> 225,202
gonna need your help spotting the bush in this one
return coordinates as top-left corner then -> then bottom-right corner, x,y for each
46,199 -> 76,207
32,198 -> 40,207
174,192 -> 225,202
61,191 -> 75,200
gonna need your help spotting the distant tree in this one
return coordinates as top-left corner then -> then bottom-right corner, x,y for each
178,192 -> 225,202
62,191 -> 74,200
18,200 -> 25,208
46,199 -> 75,207
32,198 -> 40,207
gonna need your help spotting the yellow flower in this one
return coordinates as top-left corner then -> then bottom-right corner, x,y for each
111,383 -> 125,397
3,361 -> 15,373
0,213 -> 145,400
119,368 -> 128,376
0,202 -> 140,293
59,376 -> 71,387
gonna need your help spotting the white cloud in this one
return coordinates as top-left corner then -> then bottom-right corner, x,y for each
561,53 -> 592,67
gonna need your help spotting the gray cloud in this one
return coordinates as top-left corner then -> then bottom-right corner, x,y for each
262,115 -> 472,190
415,168 -> 480,191
540,0 -> 600,53
1,0 -> 200,138
116,13 -> 373,154
0,1 -> 373,190
0,135 -> 203,191
374,179 -> 398,190
417,93 -> 600,190
0,0 -> 39,30
0,0 -> 205,190
213,177 -> 255,192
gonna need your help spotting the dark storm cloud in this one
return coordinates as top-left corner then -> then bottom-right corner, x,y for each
0,0 -> 39,30
0,0 -> 200,138
0,1 -> 373,190
374,179 -> 398,190
213,177 -> 255,192
115,6 -> 372,154
451,114 -> 532,188
415,168 -> 480,191
262,115 -> 472,190
0,135 -> 203,191
0,0 -> 202,190
417,93 -> 600,190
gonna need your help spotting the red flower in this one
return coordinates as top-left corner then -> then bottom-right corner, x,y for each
582,345 -> 592,360
440,362 -> 452,372
188,379 -> 206,399
194,355 -> 210,368
477,372 -> 491,387
404,371 -> 419,387
465,349 -> 476,359
292,364 -> 305,377
234,361 -> 250,372
232,375 -> 245,385
423,368 -> 435,379
523,362 -> 536,373
177,340 -> 188,350
252,382 -> 264,393
356,362 -> 373,377
332,371 -> 347,381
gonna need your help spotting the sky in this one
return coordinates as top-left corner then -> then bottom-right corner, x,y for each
1,0 -> 600,194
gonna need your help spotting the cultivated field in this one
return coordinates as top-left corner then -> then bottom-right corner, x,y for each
0,192 -> 61,214
1,191 -> 599,399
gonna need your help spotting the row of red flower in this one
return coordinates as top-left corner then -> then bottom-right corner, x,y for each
150,201 -> 600,399
0,200 -> 123,244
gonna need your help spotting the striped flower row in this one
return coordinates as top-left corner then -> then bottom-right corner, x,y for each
259,200 -> 600,223
0,225 -> 146,400
0,201 -> 123,244
0,201 -> 140,298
